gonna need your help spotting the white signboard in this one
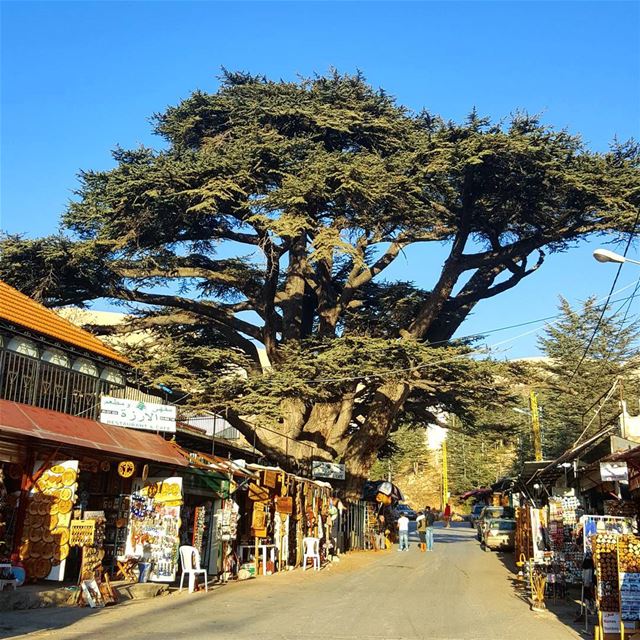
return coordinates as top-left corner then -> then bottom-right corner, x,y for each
600,461 -> 629,483
312,461 -> 345,480
100,396 -> 176,433
602,611 -> 620,633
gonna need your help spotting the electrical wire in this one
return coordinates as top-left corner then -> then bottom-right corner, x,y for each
277,276 -> 640,385
568,210 -> 640,382
572,377 -> 620,447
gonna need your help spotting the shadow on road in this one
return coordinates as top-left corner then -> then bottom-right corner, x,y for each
489,544 -> 592,639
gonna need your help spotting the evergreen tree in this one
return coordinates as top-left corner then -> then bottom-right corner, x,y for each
536,296 -> 640,457
447,429 -> 517,494
1,72 -> 638,490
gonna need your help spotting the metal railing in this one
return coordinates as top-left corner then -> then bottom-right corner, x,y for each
0,348 -> 126,420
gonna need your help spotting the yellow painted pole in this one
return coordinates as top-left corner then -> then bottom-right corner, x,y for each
529,390 -> 542,462
442,439 -> 449,511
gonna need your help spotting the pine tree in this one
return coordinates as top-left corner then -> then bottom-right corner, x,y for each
536,296 -> 640,457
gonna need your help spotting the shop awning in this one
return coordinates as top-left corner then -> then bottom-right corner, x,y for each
0,400 -> 188,467
183,467 -> 229,496
527,427 -> 617,486
599,444 -> 640,466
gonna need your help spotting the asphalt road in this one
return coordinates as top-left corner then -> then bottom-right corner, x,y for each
1,523 -> 580,640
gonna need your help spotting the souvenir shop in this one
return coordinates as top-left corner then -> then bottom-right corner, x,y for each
178,453 -> 255,578
514,439 -> 640,636
226,464 -> 342,577
0,404 -> 192,600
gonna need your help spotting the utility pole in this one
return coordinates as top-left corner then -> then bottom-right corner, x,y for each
441,439 -> 449,510
529,390 -> 542,462
620,379 -> 627,439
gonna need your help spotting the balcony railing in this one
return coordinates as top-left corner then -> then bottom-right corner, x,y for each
0,348 -> 125,420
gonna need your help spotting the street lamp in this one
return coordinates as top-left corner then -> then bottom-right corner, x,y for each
593,248 -> 640,266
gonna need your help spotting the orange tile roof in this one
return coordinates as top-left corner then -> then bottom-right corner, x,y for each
0,280 -> 129,365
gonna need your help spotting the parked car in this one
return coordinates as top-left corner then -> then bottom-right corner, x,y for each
394,504 -> 418,520
481,518 -> 516,551
468,503 -> 486,528
476,506 -> 514,540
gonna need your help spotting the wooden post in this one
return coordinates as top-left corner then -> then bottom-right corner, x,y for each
11,450 -> 36,558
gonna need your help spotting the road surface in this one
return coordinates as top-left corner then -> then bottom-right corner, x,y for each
1,523 -> 580,640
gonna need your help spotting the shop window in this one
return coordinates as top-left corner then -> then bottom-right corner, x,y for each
72,358 -> 99,377
100,367 -> 125,386
42,348 -> 70,368
6,337 -> 39,359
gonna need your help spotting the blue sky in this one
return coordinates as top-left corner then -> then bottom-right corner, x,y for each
2,1 -> 639,357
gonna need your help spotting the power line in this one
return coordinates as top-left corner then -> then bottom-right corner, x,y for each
568,211 -> 640,382
273,277 -> 640,385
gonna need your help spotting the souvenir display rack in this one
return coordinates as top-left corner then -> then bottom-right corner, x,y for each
125,478 -> 183,582
18,461 -> 77,581
103,494 -> 130,574
593,533 -> 620,614
617,535 -> 640,635
546,496 -> 583,585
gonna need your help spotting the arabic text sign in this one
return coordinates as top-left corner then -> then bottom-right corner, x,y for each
100,396 -> 176,433
312,461 -> 345,480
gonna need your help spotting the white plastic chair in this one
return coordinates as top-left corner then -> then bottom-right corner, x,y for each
179,545 -> 208,593
302,537 -> 320,571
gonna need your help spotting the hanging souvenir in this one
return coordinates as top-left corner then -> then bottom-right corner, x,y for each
117,461 -> 135,478
248,483 -> 269,501
275,496 -> 293,514
263,470 -> 277,488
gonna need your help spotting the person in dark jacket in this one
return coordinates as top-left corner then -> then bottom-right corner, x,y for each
416,512 -> 427,551
424,506 -> 436,551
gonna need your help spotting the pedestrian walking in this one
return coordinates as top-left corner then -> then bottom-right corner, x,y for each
397,513 -> 410,551
443,503 -> 452,528
416,511 -> 427,551
424,506 -> 436,551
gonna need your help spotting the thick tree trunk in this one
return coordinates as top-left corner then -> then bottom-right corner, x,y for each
228,382 -> 410,500
342,381 -> 411,499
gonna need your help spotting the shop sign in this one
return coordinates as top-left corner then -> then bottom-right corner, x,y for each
600,461 -> 629,483
312,461 -> 345,480
100,396 -> 176,433
602,611 -> 620,633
